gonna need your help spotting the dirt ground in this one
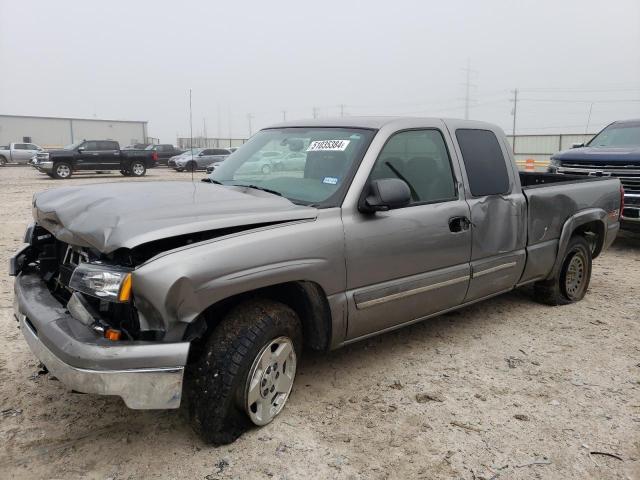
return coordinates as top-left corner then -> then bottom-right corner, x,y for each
0,166 -> 638,480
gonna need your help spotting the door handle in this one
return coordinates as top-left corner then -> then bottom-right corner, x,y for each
449,216 -> 471,233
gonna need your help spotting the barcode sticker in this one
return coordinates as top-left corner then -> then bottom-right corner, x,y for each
307,140 -> 350,152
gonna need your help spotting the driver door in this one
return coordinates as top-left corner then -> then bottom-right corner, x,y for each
75,141 -> 100,170
343,128 -> 472,340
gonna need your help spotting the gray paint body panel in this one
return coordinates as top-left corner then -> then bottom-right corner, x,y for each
15,117 -> 621,408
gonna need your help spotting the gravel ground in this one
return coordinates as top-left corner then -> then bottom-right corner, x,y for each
0,166 -> 638,480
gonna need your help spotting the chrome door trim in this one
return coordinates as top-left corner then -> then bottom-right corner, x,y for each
355,274 -> 470,310
472,261 -> 517,278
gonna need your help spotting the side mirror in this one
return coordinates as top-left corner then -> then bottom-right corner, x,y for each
360,178 -> 411,213
77,147 -> 85,152
571,142 -> 584,149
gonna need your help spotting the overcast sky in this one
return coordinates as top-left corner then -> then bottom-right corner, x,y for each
1,0 -> 639,143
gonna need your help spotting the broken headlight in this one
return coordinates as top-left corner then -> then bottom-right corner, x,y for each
69,263 -> 132,302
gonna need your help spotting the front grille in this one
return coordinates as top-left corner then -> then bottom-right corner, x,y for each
557,161 -> 640,194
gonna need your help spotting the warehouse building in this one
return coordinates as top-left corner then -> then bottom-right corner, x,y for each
0,114 -> 148,149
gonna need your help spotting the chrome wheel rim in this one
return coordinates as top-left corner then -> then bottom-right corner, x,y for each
132,163 -> 144,175
245,336 -> 296,426
56,164 -> 70,178
565,251 -> 586,299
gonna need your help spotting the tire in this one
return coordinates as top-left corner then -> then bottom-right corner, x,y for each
0,155 -> 7,166
533,235 -> 592,305
52,162 -> 72,179
129,161 -> 146,177
186,161 -> 197,172
186,299 -> 302,445
261,164 -> 271,175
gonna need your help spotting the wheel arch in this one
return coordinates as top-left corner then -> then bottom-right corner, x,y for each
548,208 -> 606,280
184,280 -> 333,357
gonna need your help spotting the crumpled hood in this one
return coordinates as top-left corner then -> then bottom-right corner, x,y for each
552,146 -> 640,163
32,181 -> 317,253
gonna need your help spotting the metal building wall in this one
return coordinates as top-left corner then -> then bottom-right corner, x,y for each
0,115 -> 147,149
505,133 -> 596,170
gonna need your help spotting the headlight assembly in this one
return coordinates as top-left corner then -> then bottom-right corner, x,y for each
69,263 -> 133,302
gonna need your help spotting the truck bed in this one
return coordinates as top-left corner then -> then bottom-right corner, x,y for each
521,171 -> 620,240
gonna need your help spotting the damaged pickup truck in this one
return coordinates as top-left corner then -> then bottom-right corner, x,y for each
11,118 -> 622,444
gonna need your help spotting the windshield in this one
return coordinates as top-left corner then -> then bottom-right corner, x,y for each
208,127 -> 375,206
63,140 -> 84,150
588,122 -> 640,147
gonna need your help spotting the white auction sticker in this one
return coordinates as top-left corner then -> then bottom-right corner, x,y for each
307,139 -> 350,152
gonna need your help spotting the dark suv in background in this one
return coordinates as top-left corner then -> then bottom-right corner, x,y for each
145,144 -> 184,166
549,119 -> 640,231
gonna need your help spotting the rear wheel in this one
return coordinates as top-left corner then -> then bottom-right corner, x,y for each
52,162 -> 72,179
186,299 -> 302,445
0,155 -> 7,166
129,161 -> 146,177
533,235 -> 592,305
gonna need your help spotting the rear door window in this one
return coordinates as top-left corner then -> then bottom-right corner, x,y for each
455,129 -> 510,197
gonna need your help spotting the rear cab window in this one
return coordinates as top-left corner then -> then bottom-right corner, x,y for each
455,129 -> 510,197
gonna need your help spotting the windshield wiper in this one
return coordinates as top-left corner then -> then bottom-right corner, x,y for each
201,178 -> 223,184
231,184 -> 283,197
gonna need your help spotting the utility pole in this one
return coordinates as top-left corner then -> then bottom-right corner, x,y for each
510,88 -> 518,153
462,59 -> 476,120
339,104 -> 345,117
282,110 -> 287,121
312,107 -> 319,119
247,113 -> 254,136
203,118 -> 207,146
217,103 -> 221,138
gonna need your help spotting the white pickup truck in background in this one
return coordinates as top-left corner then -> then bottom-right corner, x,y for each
0,142 -> 43,165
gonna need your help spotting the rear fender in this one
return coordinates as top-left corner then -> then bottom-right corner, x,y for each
547,208 -> 606,280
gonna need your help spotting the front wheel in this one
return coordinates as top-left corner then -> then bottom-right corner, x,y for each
186,161 -> 197,172
0,155 -> 7,166
186,299 -> 302,445
52,162 -> 72,179
129,161 -> 146,177
533,235 -> 592,305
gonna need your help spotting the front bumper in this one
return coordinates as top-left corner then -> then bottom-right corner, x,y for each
34,160 -> 53,172
13,272 -> 190,409
621,194 -> 640,230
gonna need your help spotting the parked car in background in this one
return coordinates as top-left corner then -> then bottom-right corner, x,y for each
549,118 -> 640,232
169,148 -> 231,172
145,144 -> 184,166
0,142 -> 43,165
11,117 -> 621,445
32,140 -> 158,179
